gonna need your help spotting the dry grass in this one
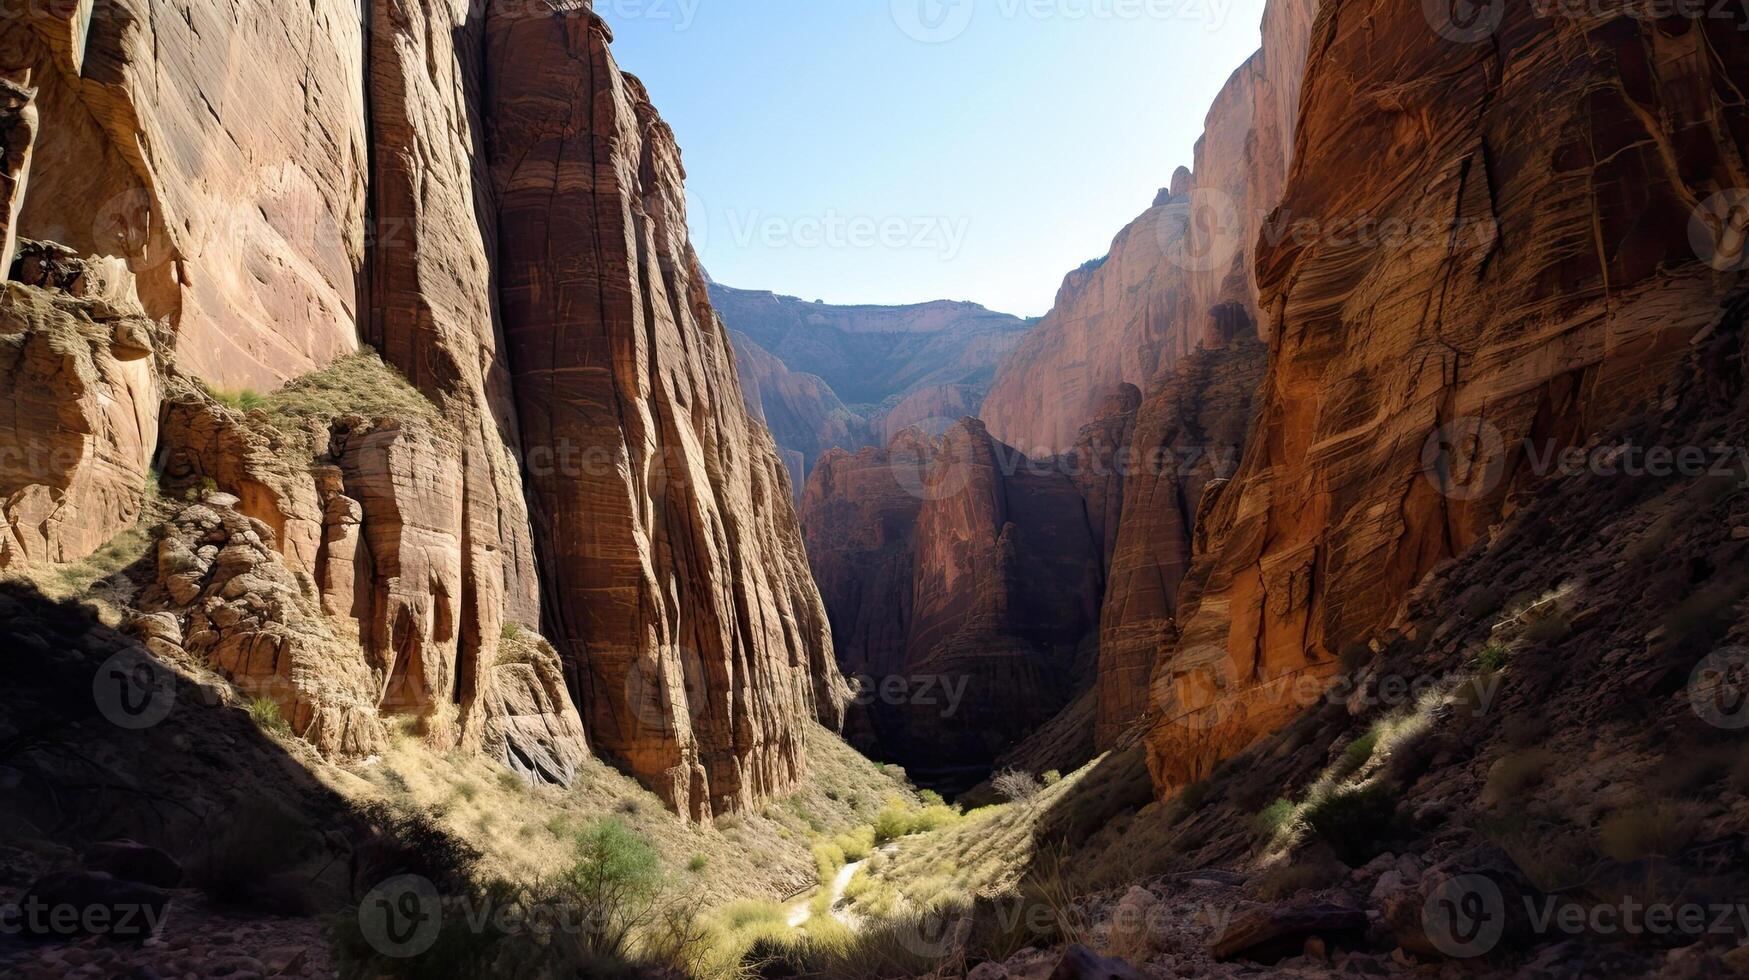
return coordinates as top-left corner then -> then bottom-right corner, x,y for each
331,723 -> 915,911
250,349 -> 449,434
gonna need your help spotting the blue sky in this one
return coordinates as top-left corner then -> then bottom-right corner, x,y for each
602,0 -> 1269,317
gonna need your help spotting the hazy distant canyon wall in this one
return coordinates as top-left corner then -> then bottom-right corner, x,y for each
0,0 -> 844,819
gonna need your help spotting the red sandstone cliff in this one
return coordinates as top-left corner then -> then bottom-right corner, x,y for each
487,7 -> 846,818
1144,2 -> 1749,789
0,0 -> 846,818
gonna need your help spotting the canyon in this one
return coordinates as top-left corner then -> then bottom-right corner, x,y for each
713,281 -> 1034,484
2,0 -> 1749,977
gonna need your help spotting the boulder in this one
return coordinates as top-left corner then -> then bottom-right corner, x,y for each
81,840 -> 182,888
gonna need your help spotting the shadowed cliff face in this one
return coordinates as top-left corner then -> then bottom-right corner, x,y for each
1144,2 -> 1749,790
486,6 -> 847,819
801,413 -> 1126,774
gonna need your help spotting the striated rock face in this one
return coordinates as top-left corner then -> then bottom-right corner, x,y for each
713,282 -> 1033,479
802,419 -> 1105,768
0,0 -> 369,389
365,0 -> 545,717
1094,339 -> 1266,748
487,5 -> 845,819
980,0 -> 1316,454
1144,2 -> 1749,789
0,283 -> 158,570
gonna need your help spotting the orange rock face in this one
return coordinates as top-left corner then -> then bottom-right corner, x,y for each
0,1 -> 846,817
1,0 -> 369,389
487,6 -> 845,819
0,284 -> 159,570
1144,3 -> 1749,789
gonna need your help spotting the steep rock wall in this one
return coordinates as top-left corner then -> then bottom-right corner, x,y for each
980,0 -> 1317,453
0,0 -> 369,389
1144,2 -> 1749,789
486,5 -> 845,819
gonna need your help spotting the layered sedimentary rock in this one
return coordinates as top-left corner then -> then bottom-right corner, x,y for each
713,282 -> 1033,479
139,493 -> 386,758
487,6 -> 845,819
802,420 -> 1105,767
0,0 -> 369,389
0,282 -> 158,570
980,0 -> 1317,454
364,0 -> 543,745
1144,2 -> 1749,789
1094,338 -> 1265,748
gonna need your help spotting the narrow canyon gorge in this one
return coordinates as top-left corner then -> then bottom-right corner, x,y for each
3,1 -> 1749,978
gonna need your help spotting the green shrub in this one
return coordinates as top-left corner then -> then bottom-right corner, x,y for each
1303,784 -> 1403,866
552,819 -> 664,959
247,697 -> 291,735
833,826 -> 876,862
813,842 -> 846,880
1337,728 -> 1381,778
1256,799 -> 1297,836
687,854 -> 708,873
1476,641 -> 1511,671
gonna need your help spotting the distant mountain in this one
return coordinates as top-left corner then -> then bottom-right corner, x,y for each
712,283 -> 1035,481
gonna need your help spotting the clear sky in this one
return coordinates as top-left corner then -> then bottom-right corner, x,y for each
602,0 -> 1270,318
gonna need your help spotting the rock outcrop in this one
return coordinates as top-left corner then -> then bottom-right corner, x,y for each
1144,2 -> 1749,788
0,282 -> 159,570
0,1 -> 848,817
487,6 -> 845,819
713,282 -> 1033,479
802,419 -> 1105,768
1093,339 -> 1266,748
